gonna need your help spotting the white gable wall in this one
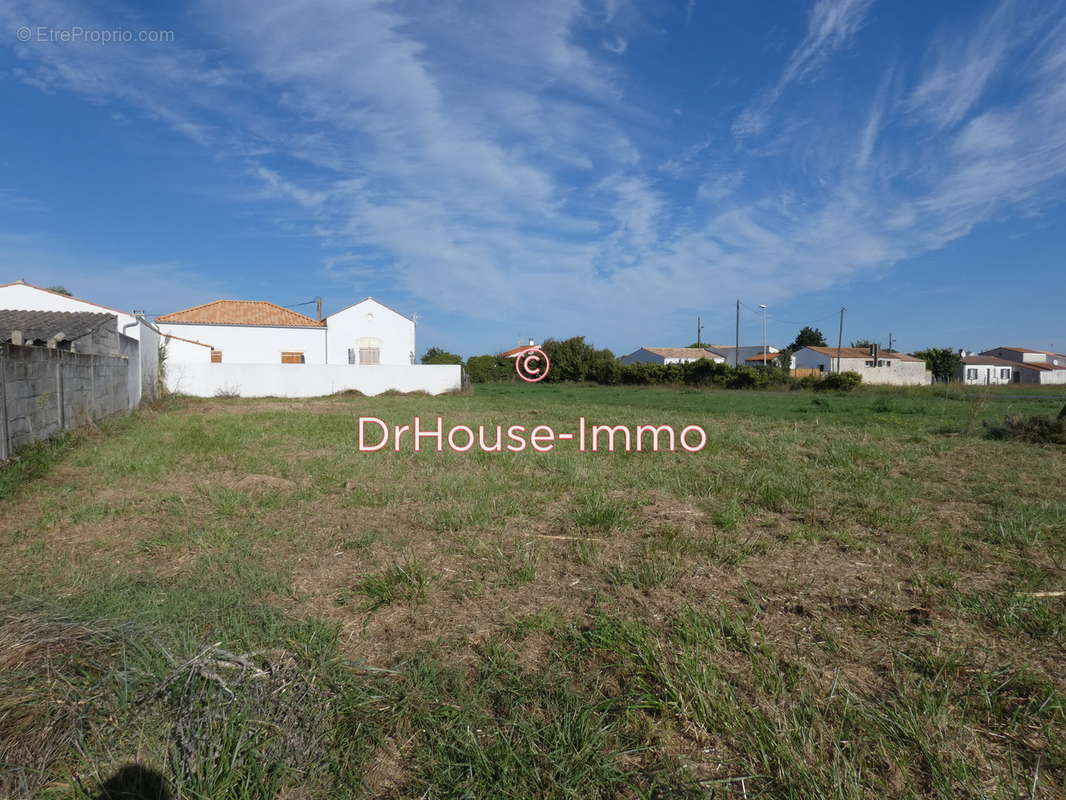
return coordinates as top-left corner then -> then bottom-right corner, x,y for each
326,298 -> 415,366
792,349 -> 833,371
0,283 -> 140,339
156,322 -> 326,364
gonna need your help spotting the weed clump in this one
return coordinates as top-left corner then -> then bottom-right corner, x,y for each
984,413 -> 1066,444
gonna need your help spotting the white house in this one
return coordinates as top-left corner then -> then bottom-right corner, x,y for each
977,346 -> 1066,384
619,347 -> 727,365
957,354 -> 1016,385
0,280 -> 143,340
154,297 -> 415,366
153,296 -> 451,397
745,351 -> 795,369
793,346 -> 931,385
325,298 -> 416,366
0,279 -> 160,407
155,300 -> 326,363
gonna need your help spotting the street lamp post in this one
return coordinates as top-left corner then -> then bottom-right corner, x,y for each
758,304 -> 767,368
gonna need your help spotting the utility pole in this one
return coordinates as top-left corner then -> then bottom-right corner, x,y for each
734,299 -> 740,367
888,332 -> 894,352
696,316 -> 703,348
759,304 -> 767,368
836,307 -> 846,372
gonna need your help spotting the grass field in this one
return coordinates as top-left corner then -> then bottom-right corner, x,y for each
1,383 -> 1064,799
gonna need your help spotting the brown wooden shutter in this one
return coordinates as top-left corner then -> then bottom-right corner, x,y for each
281,352 -> 305,364
211,350 -> 222,363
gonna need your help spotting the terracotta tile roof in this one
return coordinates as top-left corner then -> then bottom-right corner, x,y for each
499,344 -> 538,358
642,347 -> 725,360
992,346 -> 1039,353
155,300 -> 324,327
803,346 -> 924,363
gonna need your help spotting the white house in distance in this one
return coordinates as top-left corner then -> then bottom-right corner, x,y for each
153,296 -> 454,397
745,350 -> 796,369
976,346 -> 1066,384
619,347 -> 727,365
154,297 -> 416,366
705,344 -> 777,365
956,354 -> 1016,385
793,346 -> 931,385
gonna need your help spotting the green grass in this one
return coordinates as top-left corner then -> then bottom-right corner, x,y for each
0,383 -> 1064,798
352,560 -> 430,610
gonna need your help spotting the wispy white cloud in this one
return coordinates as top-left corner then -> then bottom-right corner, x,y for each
734,0 -> 873,136
904,0 -> 1014,130
4,0 -> 1066,350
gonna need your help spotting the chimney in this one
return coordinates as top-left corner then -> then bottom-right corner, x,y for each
528,338 -> 535,347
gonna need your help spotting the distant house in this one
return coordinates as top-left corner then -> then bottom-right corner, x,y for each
977,347 -> 1066,384
793,346 -> 931,385
705,344 -> 779,365
957,354 -> 1016,385
745,351 -> 795,369
619,347 -> 727,365
154,297 -> 416,367
498,339 -> 539,359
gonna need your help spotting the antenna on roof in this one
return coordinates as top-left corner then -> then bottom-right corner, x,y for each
315,296 -> 322,321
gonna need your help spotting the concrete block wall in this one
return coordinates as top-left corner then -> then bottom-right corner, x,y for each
0,344 -> 131,459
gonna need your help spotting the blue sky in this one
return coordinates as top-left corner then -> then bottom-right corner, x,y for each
1,0 -> 1065,357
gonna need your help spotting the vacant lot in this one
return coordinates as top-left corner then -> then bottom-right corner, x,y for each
1,384 -> 1064,799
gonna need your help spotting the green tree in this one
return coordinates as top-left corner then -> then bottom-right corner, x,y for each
46,285 -> 72,296
911,348 -> 962,383
540,337 -> 616,383
788,326 -> 827,350
850,339 -> 879,349
421,347 -> 463,365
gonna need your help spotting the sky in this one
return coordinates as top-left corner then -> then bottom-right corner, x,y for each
1,0 -> 1065,358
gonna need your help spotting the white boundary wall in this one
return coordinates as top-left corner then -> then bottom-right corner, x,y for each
166,363 -> 462,397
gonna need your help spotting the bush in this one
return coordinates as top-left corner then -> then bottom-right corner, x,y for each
984,414 -> 1066,444
466,354 -> 512,383
815,371 -> 862,392
540,337 -> 617,383
421,347 -> 463,365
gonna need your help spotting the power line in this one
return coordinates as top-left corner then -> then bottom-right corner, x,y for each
737,301 -> 841,328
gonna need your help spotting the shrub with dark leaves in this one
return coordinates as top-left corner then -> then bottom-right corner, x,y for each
984,414 -> 1066,444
